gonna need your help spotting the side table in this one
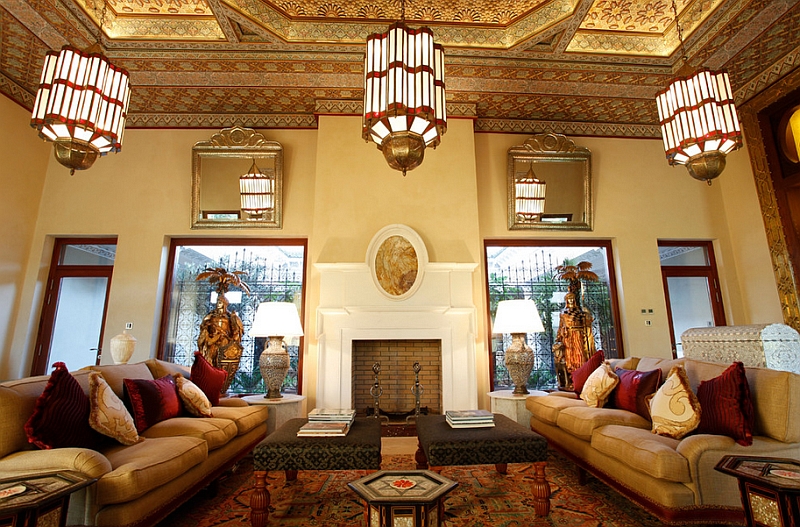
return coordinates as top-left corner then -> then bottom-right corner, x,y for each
348,470 -> 457,527
243,393 -> 306,435
488,389 -> 545,427
0,471 -> 96,527
715,455 -> 800,527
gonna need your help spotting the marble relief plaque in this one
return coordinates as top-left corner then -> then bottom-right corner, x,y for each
367,225 -> 428,300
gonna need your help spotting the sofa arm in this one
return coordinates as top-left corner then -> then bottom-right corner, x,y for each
677,434 -> 800,507
0,448 -> 112,478
217,396 -> 249,407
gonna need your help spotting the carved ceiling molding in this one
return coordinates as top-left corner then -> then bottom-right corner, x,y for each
125,113 -> 318,129
733,44 -> 800,106
474,119 -> 661,138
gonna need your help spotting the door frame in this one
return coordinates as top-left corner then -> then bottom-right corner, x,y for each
659,240 -> 726,358
30,238 -> 116,376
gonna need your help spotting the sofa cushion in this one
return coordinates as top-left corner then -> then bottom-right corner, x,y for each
612,368 -> 662,420
191,352 -> 227,406
592,425 -> 690,483
650,365 -> 702,440
92,362 -> 154,399
579,362 -> 619,408
24,362 -> 104,450
571,350 -> 604,394
695,362 -> 754,446
97,436 -> 208,505
526,393 -> 584,426
174,375 -> 212,417
88,371 -> 142,446
145,358 -> 190,380
141,417 -> 238,450
557,406 -> 651,441
208,404 -> 268,436
124,375 -> 184,433
637,357 -> 685,384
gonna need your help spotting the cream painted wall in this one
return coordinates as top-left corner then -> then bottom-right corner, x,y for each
307,115 -> 485,409
475,133 -> 782,361
0,95 -> 784,412
0,97 -> 51,380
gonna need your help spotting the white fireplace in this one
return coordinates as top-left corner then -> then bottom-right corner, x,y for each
315,261 -> 478,411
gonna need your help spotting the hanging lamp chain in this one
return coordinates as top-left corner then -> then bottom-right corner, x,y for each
400,0 -> 405,22
671,0 -> 688,69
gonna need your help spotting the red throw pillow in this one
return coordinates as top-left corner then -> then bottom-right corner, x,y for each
24,362 -> 104,450
695,362 -> 754,446
123,375 -> 183,433
612,368 -> 662,420
571,351 -> 605,394
190,351 -> 227,406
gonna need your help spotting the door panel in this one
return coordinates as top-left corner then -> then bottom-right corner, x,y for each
47,276 -> 110,371
664,276 -> 716,357
31,239 -> 116,376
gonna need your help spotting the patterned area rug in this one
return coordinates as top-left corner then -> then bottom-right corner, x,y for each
158,451 -> 665,527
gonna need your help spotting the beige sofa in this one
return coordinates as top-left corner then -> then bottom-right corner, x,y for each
527,356 -> 800,525
0,359 -> 268,527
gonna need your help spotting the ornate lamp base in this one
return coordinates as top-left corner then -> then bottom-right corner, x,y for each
505,333 -> 534,395
259,336 -> 290,399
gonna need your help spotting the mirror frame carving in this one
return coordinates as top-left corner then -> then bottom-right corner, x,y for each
507,133 -> 593,231
191,126 -> 283,229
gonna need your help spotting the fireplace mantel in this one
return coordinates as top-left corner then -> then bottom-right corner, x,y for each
315,262 -> 479,411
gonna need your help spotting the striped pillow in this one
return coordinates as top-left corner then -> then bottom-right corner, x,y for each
190,351 -> 228,406
695,361 -> 754,446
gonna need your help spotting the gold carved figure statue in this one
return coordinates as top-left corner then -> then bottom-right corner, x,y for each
553,262 -> 599,390
196,267 -> 250,394
554,292 -> 596,389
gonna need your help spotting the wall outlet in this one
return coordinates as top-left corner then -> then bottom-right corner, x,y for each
125,322 -> 133,330
645,320 -> 652,326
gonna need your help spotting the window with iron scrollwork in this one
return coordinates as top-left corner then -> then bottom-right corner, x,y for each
158,239 -> 306,394
484,240 -> 623,391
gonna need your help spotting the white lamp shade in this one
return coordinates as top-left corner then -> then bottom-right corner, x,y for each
251,302 -> 303,338
493,299 -> 544,334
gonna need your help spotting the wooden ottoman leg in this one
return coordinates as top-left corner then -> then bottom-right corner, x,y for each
251,470 -> 270,527
285,469 -> 298,481
532,461 -> 551,517
495,463 -> 508,474
415,440 -> 428,470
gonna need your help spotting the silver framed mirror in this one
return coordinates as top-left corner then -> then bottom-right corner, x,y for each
191,126 -> 283,229
507,133 -> 592,231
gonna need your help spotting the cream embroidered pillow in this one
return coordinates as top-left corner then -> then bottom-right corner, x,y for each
174,374 -> 213,417
579,361 -> 619,408
88,371 -> 142,445
649,365 -> 702,439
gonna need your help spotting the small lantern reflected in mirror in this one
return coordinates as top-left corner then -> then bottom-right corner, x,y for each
515,165 -> 546,222
239,159 -> 275,221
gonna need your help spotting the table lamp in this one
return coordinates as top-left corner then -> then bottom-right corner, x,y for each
493,299 -> 544,395
251,302 -> 303,399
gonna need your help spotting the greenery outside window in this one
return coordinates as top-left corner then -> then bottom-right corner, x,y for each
158,238 -> 307,394
484,240 -> 623,391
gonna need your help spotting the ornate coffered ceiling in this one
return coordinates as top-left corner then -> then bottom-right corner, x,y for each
1,0 -> 798,135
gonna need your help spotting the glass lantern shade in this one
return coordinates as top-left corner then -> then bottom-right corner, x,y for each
655,69 -> 742,183
239,160 -> 275,220
515,166 -> 546,221
30,46 -> 131,173
363,22 -> 447,174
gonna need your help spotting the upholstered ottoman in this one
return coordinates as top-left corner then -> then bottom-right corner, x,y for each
415,413 -> 551,516
250,417 -> 382,527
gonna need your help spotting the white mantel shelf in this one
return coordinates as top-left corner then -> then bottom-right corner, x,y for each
315,261 -> 479,412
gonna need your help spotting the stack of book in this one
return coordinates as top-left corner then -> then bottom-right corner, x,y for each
445,409 -> 495,428
297,408 -> 356,437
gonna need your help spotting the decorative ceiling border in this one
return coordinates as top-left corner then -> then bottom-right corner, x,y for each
733,44 -> 800,106
125,113 -> 318,128
313,99 -> 478,118
474,119 -> 660,138
0,72 -> 33,108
